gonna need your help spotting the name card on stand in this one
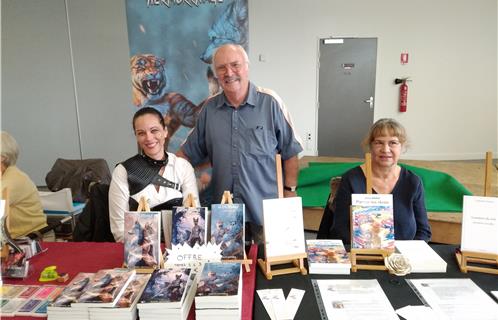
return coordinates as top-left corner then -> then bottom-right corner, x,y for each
258,197 -> 307,279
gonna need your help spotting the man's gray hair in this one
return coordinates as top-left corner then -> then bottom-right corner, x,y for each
211,43 -> 250,71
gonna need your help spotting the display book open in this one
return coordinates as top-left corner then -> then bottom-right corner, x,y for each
195,262 -> 242,320
137,267 -> 197,320
0,284 -> 64,318
47,269 -> 135,320
306,239 -> 351,274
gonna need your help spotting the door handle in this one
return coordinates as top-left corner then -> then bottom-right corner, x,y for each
364,96 -> 374,109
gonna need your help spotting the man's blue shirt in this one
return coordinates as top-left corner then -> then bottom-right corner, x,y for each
182,82 -> 303,225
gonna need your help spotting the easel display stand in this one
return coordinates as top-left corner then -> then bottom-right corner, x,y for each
350,249 -> 390,272
456,151 -> 498,275
219,191 -> 252,272
258,154 -> 307,280
350,153 -> 391,272
455,250 -> 498,275
126,196 -> 164,272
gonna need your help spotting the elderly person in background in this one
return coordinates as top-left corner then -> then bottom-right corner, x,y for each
0,131 -> 54,240
109,107 -> 199,242
319,118 -> 431,243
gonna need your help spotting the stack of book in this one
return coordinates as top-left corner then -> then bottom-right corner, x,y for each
48,269 -> 135,320
0,284 -> 64,317
395,240 -> 447,273
195,262 -> 242,319
306,239 -> 351,274
137,267 -> 195,320
88,273 -> 151,320
47,272 -> 95,320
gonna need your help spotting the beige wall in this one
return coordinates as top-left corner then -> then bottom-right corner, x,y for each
249,0 -> 498,160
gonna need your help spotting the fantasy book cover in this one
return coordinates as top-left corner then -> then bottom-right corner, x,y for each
351,194 -> 394,250
50,273 -> 95,307
124,211 -> 162,269
210,204 -> 244,260
115,274 -> 151,309
75,269 -> 136,306
139,268 -> 191,305
171,207 -> 207,247
306,240 -> 350,265
196,262 -> 241,297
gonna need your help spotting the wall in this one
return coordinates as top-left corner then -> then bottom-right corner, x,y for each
2,0 -> 497,185
2,0 -> 136,184
248,0 -> 497,160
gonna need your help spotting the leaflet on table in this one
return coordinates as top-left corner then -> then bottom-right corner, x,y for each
461,196 -> 498,254
262,197 -> 306,258
256,288 -> 305,320
314,279 -> 399,320
406,278 -> 498,320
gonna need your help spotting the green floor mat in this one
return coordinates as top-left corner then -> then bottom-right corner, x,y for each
297,162 -> 472,212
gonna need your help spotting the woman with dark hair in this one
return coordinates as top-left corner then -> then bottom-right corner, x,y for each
109,107 -> 199,242
318,118 -> 431,243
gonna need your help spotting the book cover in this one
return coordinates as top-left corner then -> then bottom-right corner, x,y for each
196,262 -> 241,297
306,239 -> 351,274
139,268 -> 191,307
461,195 -> 498,255
210,204 -> 245,260
50,273 -> 94,307
351,194 -> 394,250
262,197 -> 306,258
74,269 -> 135,307
115,273 -> 151,308
124,211 -> 162,268
171,207 -> 207,247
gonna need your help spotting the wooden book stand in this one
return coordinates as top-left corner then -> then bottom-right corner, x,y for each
257,154 -> 307,280
218,191 -> 252,272
350,153 -> 391,272
456,151 -> 498,274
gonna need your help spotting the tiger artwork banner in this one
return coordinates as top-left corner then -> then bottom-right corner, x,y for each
125,0 -> 249,153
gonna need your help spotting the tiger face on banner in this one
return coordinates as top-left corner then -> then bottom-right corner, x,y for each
125,0 -> 249,153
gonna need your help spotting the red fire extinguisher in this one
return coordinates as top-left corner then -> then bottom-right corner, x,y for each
395,78 -> 409,112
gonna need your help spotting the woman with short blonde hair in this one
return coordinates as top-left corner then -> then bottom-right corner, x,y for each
1,131 -> 53,240
318,119 -> 431,243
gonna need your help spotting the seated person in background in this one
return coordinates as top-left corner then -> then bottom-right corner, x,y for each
109,107 -> 199,242
0,131 -> 55,241
319,118 -> 431,243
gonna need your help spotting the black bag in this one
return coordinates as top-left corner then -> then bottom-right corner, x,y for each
45,159 -> 112,202
72,183 -> 115,242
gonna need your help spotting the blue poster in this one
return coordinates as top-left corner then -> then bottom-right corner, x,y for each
125,0 -> 249,152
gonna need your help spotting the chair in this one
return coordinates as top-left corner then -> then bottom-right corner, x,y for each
316,177 -> 342,239
45,158 -> 111,202
72,183 -> 114,242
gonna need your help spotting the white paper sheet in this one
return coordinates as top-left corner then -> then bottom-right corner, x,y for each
315,279 -> 399,320
396,305 -> 439,320
262,197 -> 306,258
285,288 -> 305,320
257,289 -> 277,320
407,278 -> 498,320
